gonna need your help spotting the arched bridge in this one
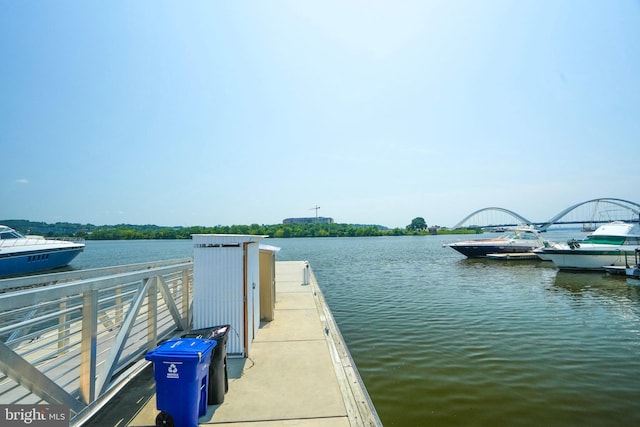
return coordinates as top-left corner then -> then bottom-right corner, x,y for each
452,198 -> 640,231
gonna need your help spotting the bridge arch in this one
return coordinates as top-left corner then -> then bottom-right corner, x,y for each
537,198 -> 640,231
452,207 -> 532,229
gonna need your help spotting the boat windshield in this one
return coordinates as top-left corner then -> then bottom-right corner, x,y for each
507,230 -> 539,240
0,228 -> 24,239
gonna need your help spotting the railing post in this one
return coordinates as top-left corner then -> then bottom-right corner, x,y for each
182,269 -> 190,325
80,289 -> 98,405
57,299 -> 70,356
115,284 -> 123,325
147,277 -> 157,350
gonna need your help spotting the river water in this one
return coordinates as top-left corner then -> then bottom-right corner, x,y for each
71,232 -> 640,426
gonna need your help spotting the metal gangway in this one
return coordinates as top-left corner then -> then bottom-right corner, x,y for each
0,259 -> 194,426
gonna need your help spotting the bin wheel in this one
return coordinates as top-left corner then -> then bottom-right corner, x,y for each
155,411 -> 174,427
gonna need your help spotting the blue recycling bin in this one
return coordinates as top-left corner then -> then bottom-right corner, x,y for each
145,338 -> 216,427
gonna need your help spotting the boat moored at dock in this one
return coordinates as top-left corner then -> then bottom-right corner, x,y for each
0,225 -> 84,277
444,226 -> 546,258
534,221 -> 640,271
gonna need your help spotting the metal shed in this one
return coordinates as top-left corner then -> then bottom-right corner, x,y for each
192,234 -> 266,357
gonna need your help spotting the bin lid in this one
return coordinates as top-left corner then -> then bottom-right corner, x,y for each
146,338 -> 216,362
183,325 -> 230,340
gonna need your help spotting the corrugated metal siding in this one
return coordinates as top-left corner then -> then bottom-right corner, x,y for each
192,234 -> 264,357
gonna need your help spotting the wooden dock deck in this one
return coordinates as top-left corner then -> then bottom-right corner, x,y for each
87,261 -> 381,427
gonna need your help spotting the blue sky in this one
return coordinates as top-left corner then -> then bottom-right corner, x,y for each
1,1 -> 639,228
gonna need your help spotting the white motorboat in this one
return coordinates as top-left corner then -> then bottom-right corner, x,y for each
444,226 -> 546,258
534,221 -> 640,271
0,225 -> 85,277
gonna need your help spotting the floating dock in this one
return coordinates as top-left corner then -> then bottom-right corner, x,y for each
486,252 -> 540,261
88,261 -> 381,426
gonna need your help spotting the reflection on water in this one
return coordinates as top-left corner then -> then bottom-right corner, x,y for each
553,270 -> 640,303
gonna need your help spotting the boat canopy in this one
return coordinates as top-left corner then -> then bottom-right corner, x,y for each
582,235 -> 627,245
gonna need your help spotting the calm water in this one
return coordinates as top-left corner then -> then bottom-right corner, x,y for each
71,233 -> 640,426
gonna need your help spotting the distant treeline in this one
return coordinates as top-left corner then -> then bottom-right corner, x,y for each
1,220 -> 479,240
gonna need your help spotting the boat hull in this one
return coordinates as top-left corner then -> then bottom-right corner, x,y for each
448,244 -> 540,258
0,247 -> 84,277
536,248 -> 635,271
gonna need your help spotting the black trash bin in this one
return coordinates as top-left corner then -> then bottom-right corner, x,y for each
182,324 -> 230,404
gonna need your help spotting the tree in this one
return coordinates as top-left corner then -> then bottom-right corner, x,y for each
407,217 -> 427,231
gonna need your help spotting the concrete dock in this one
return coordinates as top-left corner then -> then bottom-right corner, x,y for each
88,261 -> 381,427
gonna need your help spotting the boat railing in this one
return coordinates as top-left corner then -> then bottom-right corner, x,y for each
45,236 -> 86,243
0,236 -> 85,247
0,259 -> 193,426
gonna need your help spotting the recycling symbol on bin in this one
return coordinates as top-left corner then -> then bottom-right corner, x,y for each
165,363 -> 179,379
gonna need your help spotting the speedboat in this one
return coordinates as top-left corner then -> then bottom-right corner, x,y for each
0,225 -> 85,277
534,221 -> 640,271
444,226 -> 546,258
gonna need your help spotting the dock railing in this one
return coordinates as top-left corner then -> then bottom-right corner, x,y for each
0,259 -> 193,425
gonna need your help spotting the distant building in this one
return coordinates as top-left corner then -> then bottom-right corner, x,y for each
282,217 -> 334,224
